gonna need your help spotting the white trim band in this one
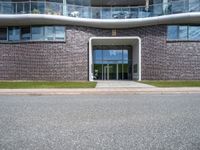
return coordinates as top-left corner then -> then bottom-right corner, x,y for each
0,13 -> 200,28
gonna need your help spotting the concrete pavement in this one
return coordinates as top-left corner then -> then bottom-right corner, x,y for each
96,80 -> 154,88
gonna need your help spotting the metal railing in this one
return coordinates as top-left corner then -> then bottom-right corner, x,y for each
0,0 -> 199,19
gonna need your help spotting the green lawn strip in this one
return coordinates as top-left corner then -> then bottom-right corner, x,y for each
0,82 -> 97,89
140,81 -> 200,87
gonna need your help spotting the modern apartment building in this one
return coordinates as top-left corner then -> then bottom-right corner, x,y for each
0,0 -> 200,81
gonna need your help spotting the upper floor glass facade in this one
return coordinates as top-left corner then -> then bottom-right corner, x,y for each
0,0 -> 199,19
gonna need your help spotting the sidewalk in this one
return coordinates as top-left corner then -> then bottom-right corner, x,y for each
0,87 -> 200,95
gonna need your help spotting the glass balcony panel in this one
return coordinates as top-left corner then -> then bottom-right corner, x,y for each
75,0 -> 82,5
130,7 -> 139,18
189,0 -> 200,12
31,2 -> 44,14
67,0 -> 74,5
1,3 -> 14,14
153,3 -> 163,16
16,3 -> 24,14
82,6 -> 91,18
138,6 -> 151,18
46,2 -> 62,15
91,7 -> 101,19
24,2 -> 30,14
102,7 -> 111,19
121,8 -> 131,19
82,0 -> 91,6
112,8 -> 123,19
68,5 -> 81,17
0,0 -> 199,19
170,0 -> 186,14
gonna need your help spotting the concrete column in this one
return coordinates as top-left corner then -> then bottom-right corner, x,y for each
63,0 -> 67,16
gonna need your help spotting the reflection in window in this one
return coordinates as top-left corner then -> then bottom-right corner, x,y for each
179,26 -> 188,40
0,26 -> 65,42
0,28 -> 7,41
167,26 -> 178,39
31,26 -> 44,41
45,26 -> 54,41
168,25 -> 200,40
102,8 -> 111,19
189,0 -> 200,12
55,26 -> 65,41
103,50 -> 123,61
93,50 -> 102,62
189,26 -> 200,40
8,27 -> 20,41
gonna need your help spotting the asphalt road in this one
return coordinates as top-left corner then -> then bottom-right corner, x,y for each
0,94 -> 200,150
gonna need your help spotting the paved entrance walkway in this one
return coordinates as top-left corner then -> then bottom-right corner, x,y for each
96,80 -> 154,88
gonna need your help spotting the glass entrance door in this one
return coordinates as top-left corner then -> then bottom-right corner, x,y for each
103,64 -> 117,80
93,47 -> 132,80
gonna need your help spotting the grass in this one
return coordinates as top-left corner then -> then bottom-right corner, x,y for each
0,81 -> 97,89
140,80 -> 200,87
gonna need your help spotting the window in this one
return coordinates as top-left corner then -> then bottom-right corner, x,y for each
167,26 -> 178,40
189,26 -> 200,40
55,26 -> 65,41
0,26 -> 65,42
0,28 -> 7,41
8,27 -> 20,41
31,26 -> 44,40
168,25 -> 200,41
45,26 -> 54,41
21,26 -> 31,41
179,26 -> 188,40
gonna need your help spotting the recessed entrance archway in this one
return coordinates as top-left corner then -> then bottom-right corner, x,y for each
89,37 -> 141,81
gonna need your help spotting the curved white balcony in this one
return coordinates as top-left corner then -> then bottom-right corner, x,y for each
0,0 -> 200,28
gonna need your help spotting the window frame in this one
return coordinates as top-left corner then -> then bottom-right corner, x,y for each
167,25 -> 200,41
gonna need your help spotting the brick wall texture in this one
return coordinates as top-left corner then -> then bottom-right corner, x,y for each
0,25 -> 200,80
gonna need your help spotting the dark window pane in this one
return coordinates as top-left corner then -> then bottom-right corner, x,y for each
0,28 -> 7,41
21,26 -> 31,41
189,26 -> 200,40
167,26 -> 178,39
8,27 -> 20,41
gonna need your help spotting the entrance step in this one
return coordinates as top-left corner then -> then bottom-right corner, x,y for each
96,81 -> 154,88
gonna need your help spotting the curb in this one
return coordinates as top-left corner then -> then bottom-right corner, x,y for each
0,88 -> 200,95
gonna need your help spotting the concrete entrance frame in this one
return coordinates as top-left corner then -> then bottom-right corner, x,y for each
89,37 -> 141,81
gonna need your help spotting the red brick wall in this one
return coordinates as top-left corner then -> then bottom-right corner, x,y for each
0,25 -> 200,80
